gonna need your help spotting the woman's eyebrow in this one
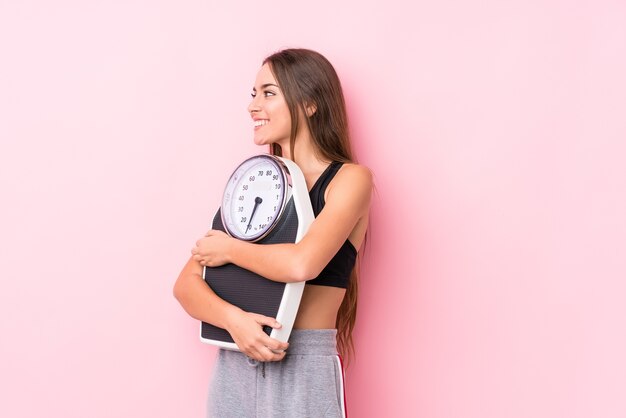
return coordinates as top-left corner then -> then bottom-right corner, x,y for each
253,83 -> 280,91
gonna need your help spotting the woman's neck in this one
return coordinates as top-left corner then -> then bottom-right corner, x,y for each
277,132 -> 330,175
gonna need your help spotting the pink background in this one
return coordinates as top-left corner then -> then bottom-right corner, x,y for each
1,1 -> 625,417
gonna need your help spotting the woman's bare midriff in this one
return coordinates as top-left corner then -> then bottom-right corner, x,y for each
293,284 -> 346,329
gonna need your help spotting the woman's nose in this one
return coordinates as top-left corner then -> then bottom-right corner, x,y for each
248,97 -> 261,114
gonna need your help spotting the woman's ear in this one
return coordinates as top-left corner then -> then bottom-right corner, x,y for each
304,102 -> 317,117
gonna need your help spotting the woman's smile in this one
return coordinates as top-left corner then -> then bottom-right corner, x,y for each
253,119 -> 269,128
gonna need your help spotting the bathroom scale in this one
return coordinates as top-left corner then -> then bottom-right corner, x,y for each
200,154 -> 314,350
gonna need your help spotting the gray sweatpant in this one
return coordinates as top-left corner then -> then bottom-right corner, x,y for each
207,329 -> 346,418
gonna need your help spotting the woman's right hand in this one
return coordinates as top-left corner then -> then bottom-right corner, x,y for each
224,307 -> 289,362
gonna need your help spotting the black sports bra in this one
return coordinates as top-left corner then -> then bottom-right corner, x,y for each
306,162 -> 357,289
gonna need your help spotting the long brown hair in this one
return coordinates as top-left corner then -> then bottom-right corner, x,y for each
263,48 -> 360,362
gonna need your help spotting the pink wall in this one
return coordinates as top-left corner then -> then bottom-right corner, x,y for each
1,1 -> 625,417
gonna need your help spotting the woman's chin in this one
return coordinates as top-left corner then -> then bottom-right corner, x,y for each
253,134 -> 287,149
253,135 -> 281,147
253,136 -> 269,146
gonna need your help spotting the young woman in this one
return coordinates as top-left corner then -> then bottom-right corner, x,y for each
174,48 -> 372,417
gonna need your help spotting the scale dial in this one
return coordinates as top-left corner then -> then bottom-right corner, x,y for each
221,155 -> 291,242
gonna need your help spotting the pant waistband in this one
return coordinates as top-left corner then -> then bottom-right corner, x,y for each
285,329 -> 338,356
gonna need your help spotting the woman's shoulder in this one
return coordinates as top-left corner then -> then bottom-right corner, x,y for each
326,162 -> 373,206
336,162 -> 373,186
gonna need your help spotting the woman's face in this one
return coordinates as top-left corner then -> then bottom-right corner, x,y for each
248,64 -> 292,147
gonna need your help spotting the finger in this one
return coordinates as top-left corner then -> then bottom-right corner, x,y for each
258,346 -> 275,362
262,346 -> 287,362
253,317 -> 289,351
251,314 -> 282,329
247,346 -> 266,362
265,337 -> 289,352
242,350 -> 257,361
244,340 -> 286,362
240,337 -> 285,361
254,327 -> 289,352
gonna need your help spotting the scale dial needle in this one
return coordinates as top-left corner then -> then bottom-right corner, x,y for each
246,196 -> 263,233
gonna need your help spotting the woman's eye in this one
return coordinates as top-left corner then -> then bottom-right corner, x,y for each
250,90 -> 275,98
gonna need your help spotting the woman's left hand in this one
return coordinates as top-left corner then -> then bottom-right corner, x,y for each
191,230 -> 233,267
